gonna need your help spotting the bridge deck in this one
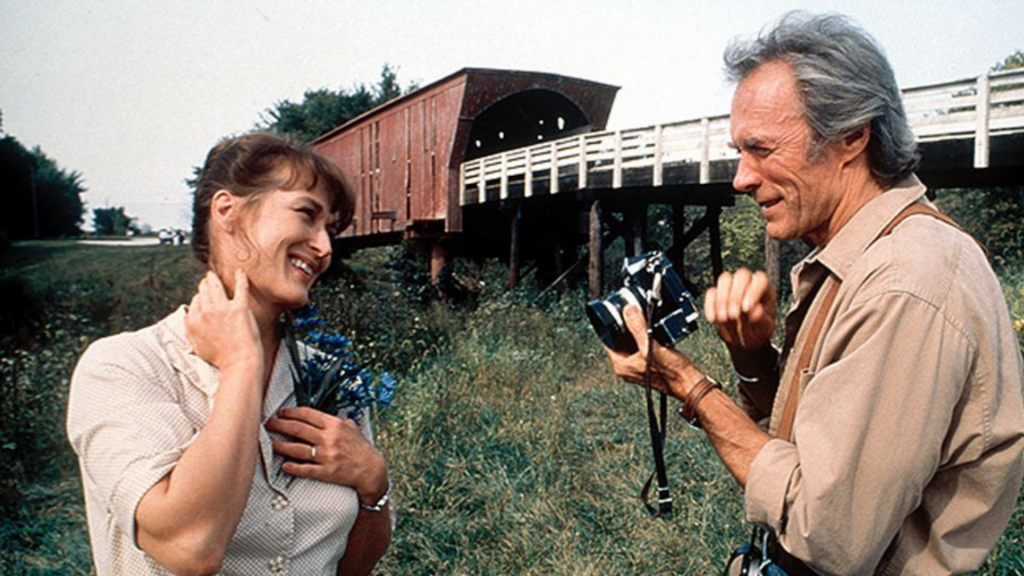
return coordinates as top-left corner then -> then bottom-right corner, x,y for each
461,68 -> 1024,205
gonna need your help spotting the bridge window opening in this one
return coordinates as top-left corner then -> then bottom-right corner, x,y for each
464,89 -> 591,160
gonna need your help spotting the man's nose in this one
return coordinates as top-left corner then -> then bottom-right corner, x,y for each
732,154 -> 760,194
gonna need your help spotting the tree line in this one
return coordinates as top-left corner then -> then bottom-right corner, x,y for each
0,135 -> 85,241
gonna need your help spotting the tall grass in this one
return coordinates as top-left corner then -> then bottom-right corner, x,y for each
1,240 -> 1021,575
369,288 -> 747,575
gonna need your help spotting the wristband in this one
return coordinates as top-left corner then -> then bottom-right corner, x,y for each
678,375 -> 722,429
359,478 -> 391,512
734,369 -> 761,384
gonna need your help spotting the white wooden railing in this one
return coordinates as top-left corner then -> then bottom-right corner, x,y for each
460,68 -> 1024,205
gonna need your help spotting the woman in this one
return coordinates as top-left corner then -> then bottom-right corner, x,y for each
67,132 -> 391,576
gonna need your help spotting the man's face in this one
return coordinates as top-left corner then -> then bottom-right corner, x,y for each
729,60 -> 847,246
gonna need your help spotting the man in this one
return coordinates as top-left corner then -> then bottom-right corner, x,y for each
607,12 -> 1024,575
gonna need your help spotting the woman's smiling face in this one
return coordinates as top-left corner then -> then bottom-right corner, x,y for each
218,184 -> 336,316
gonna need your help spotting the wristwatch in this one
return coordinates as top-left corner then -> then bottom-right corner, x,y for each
359,479 -> 391,512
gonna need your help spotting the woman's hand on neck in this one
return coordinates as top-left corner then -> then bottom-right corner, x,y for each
185,269 -> 265,376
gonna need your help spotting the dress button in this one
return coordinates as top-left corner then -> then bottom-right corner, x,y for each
271,494 -> 290,510
268,555 -> 286,573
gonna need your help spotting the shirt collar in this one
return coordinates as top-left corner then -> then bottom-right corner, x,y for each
263,344 -> 295,422
807,174 -> 928,281
157,304 -> 296,420
157,305 -> 219,397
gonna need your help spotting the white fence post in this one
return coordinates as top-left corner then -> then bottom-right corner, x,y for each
974,73 -> 991,169
700,117 -> 711,184
578,134 -> 588,190
500,153 -> 509,199
477,162 -> 486,204
653,124 -> 664,187
550,141 -> 559,194
613,130 -> 623,189
524,147 -> 533,197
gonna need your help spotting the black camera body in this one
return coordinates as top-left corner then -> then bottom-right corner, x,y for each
586,251 -> 699,353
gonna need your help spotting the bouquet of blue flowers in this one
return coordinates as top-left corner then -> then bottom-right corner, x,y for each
284,304 -> 397,423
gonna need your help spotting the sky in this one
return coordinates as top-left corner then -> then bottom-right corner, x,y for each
2,0 -> 1022,231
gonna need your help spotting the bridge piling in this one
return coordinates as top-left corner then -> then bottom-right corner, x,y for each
430,242 -> 449,287
509,203 -> 523,289
589,200 -> 603,299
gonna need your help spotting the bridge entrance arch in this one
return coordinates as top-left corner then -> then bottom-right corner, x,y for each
464,89 -> 591,160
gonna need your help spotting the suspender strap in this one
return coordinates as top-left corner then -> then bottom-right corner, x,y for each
774,201 -> 968,442
775,277 -> 841,442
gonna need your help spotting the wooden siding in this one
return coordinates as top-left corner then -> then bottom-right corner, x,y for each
313,68 -> 619,242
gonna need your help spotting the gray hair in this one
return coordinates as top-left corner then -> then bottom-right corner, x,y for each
724,12 -> 919,187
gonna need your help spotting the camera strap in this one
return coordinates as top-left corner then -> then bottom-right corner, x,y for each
640,293 -> 673,518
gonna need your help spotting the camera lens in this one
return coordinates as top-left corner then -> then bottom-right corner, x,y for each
586,288 -> 643,353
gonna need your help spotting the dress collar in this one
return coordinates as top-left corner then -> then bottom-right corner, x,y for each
157,305 -> 295,420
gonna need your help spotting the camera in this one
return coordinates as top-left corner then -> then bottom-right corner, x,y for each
586,251 -> 699,353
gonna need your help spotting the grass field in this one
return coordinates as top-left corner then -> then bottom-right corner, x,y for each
1,240 -> 1022,575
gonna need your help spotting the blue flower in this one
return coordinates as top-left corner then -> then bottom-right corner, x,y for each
285,306 -> 398,424
377,373 -> 397,408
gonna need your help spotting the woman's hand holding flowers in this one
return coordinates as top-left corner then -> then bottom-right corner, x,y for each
266,407 -> 389,502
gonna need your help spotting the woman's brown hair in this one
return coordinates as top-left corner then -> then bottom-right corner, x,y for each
191,132 -> 354,264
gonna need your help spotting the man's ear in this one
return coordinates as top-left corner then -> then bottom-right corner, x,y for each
210,189 -> 239,233
839,124 -> 871,164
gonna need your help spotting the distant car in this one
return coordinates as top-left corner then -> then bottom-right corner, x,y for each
158,229 -> 176,245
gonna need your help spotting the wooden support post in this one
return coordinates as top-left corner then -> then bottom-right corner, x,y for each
430,241 -> 448,286
589,200 -> 603,299
669,204 -> 686,267
626,203 -> 647,257
554,239 -> 567,279
708,205 -> 723,278
509,203 -> 522,289
765,234 -> 781,296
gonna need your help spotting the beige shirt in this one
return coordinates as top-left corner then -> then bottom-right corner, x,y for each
744,176 -> 1024,575
67,306 -> 371,576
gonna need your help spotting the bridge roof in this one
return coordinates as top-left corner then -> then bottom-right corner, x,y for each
313,67 -> 620,144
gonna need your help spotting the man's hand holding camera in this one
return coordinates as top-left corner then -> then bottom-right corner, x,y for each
596,258 -> 774,488
604,303 -> 705,400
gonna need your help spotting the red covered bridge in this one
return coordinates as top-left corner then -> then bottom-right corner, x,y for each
313,68 -> 619,275
315,67 -> 1024,294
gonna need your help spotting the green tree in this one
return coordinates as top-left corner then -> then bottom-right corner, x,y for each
258,64 -> 416,141
992,49 -> 1024,72
0,135 -> 85,240
933,187 -> 1024,272
32,149 -> 86,238
92,206 -> 138,236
